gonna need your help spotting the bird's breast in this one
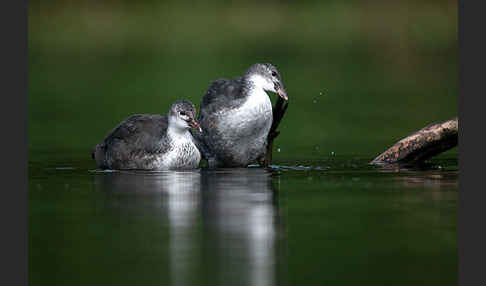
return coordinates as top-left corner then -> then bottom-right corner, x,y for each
158,133 -> 201,169
219,89 -> 273,138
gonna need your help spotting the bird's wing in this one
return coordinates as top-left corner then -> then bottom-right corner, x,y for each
199,77 -> 247,117
193,77 -> 247,161
99,114 -> 170,163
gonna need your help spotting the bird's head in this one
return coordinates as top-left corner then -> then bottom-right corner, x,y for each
169,100 -> 202,133
245,63 -> 288,101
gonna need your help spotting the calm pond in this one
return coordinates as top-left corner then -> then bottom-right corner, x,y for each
29,154 -> 457,286
28,2 -> 458,283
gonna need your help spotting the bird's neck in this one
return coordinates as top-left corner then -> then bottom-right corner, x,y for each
246,74 -> 272,92
167,118 -> 191,140
168,126 -> 190,139
237,83 -> 272,117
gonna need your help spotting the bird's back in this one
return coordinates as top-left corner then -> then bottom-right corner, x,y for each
199,77 -> 248,116
92,114 -> 170,169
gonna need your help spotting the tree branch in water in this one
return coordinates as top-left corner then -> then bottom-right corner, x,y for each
371,117 -> 458,166
261,97 -> 289,167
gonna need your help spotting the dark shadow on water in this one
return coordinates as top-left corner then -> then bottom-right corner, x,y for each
93,168 -> 285,286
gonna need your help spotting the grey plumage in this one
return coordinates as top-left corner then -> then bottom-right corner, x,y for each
193,63 -> 288,167
92,100 -> 201,170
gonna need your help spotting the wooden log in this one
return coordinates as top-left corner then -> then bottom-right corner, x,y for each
371,117 -> 458,166
261,97 -> 289,167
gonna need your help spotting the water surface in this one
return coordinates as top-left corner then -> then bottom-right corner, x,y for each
28,1 -> 458,285
29,155 -> 457,286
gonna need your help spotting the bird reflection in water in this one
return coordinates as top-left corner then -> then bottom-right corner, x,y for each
200,168 -> 282,286
93,168 -> 283,286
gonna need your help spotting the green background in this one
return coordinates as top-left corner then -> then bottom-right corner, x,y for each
28,0 -> 458,162
28,1 -> 458,286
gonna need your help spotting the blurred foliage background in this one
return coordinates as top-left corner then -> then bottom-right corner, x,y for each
28,0 -> 457,163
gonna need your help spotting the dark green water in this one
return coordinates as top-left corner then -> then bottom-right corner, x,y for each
29,155 -> 457,286
28,1 -> 458,284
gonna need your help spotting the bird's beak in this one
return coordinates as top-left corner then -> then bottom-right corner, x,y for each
189,118 -> 202,133
277,88 -> 288,101
275,82 -> 288,101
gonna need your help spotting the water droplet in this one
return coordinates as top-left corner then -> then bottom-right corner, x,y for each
313,99 -> 317,104
277,148 -> 281,153
331,151 -> 335,156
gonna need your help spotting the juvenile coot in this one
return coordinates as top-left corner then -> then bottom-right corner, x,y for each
92,100 -> 202,170
193,63 -> 288,167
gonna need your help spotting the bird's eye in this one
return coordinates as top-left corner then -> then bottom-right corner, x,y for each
271,71 -> 277,77
179,111 -> 186,116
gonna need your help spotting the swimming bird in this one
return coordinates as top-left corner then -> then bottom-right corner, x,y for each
193,63 -> 288,167
92,100 -> 202,170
